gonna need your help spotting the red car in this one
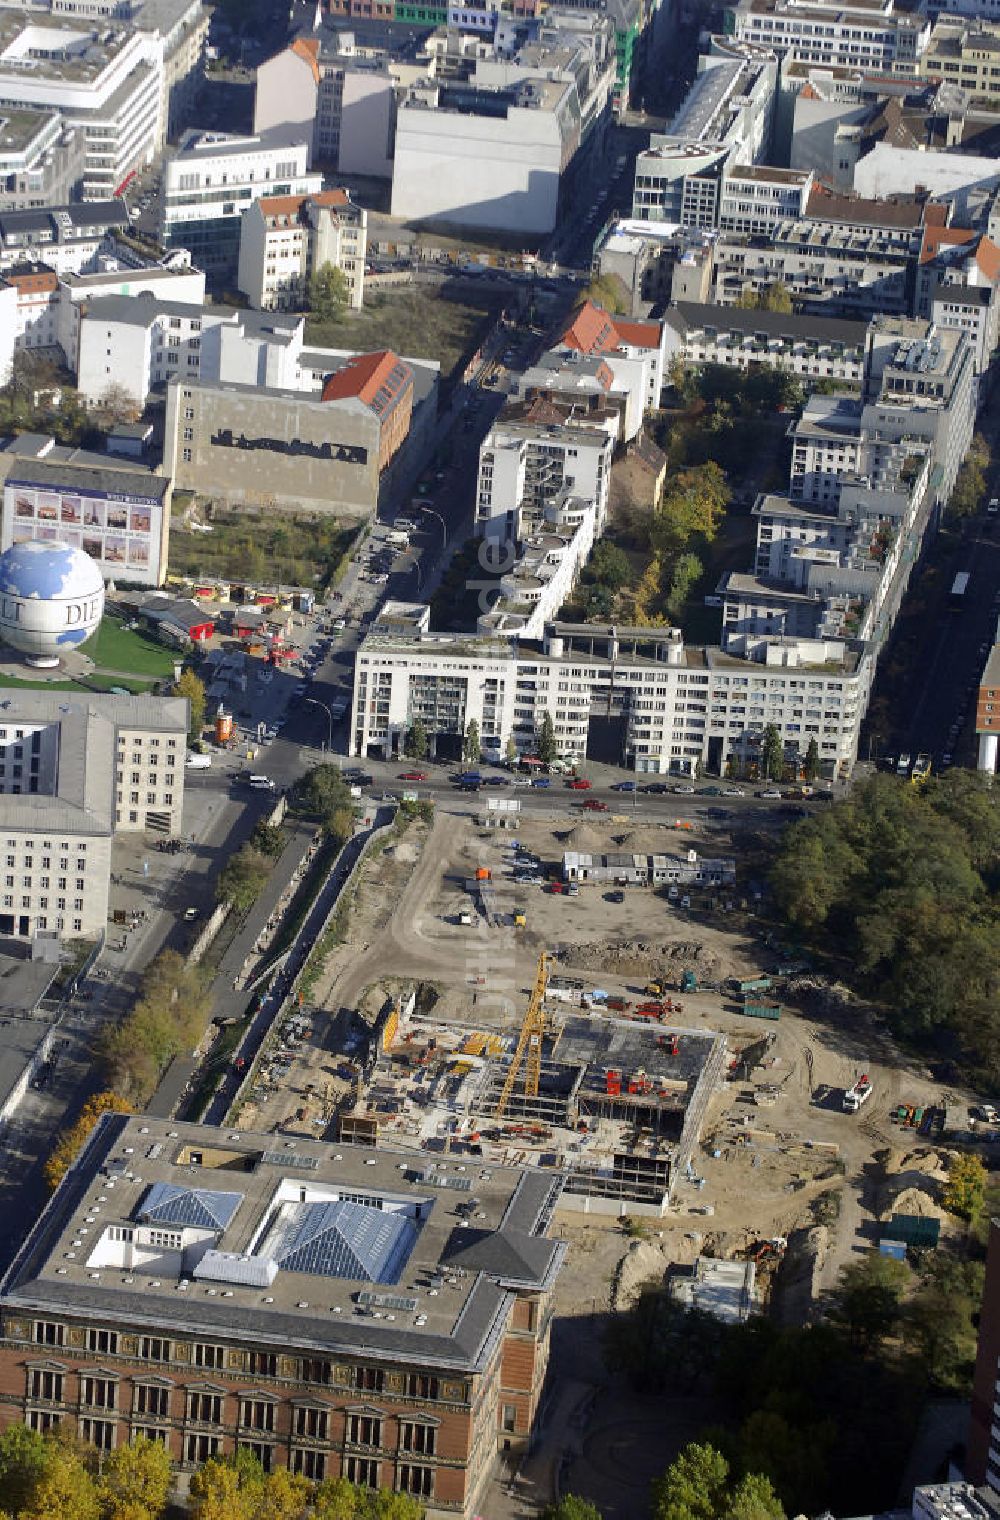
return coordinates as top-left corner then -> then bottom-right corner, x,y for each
582,799 -> 608,811
566,778 -> 592,790
398,770 -> 428,781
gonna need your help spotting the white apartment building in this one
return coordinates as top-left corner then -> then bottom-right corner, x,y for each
160,130 -> 322,280
0,691 -> 187,943
2,262 -> 60,353
475,416 -> 613,543
0,281 -> 15,383
0,15 -> 164,199
58,255 -> 204,362
786,319 -> 976,507
662,300 -> 868,381
350,617 -> 872,779
708,217 -> 914,316
74,294 -> 306,406
0,199 -> 128,276
237,188 -> 366,312
476,495 -> 601,640
0,107 -> 83,210
729,0 -> 930,76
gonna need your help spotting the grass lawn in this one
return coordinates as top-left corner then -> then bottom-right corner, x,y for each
305,285 -> 501,379
89,617 -> 177,678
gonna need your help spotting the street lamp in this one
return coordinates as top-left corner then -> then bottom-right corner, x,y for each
305,697 -> 333,753
418,505 -> 448,547
410,557 -> 423,593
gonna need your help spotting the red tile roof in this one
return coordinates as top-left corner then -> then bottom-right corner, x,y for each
321,350 -> 412,416
290,37 -> 320,82
558,300 -> 662,357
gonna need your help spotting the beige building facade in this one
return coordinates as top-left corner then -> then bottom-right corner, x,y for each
163,377 -> 381,516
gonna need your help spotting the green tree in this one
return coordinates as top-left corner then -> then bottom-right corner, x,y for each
312,1479 -> 359,1520
463,719 -> 480,764
803,737 -> 820,781
651,463 -> 729,560
829,1254 -> 910,1350
948,435 -> 989,519
537,710 -> 557,765
540,1498 -> 604,1520
251,822 -> 285,858
587,541 -> 632,591
296,764 -> 354,833
96,1434 -> 172,1520
665,552 -> 702,621
18,1442 -> 100,1520
505,736 -> 518,766
580,274 -> 630,314
724,1473 -> 785,1520
407,718 -> 429,761
0,1426 -> 53,1513
734,281 -> 794,314
216,845 -> 271,912
652,1442 -> 730,1520
308,262 -> 351,322
761,724 -> 784,781
943,1152 -> 987,1222
173,667 -> 206,742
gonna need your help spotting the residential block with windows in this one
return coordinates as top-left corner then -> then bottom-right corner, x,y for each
0,1116 -> 565,1520
238,188 -> 367,312
0,692 -> 186,941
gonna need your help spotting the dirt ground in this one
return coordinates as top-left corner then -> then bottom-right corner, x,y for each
247,805 -> 973,1332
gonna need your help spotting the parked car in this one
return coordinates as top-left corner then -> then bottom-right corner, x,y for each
722,787 -> 746,797
399,770 -> 428,781
531,776 -> 551,788
566,778 -> 592,790
612,781 -> 635,792
582,799 -> 608,811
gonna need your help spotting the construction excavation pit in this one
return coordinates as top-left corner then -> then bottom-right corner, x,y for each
336,958 -> 727,1217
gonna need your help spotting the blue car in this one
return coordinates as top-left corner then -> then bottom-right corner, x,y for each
612,781 -> 636,792
531,776 -> 551,788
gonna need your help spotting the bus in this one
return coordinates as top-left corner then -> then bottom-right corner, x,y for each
949,572 -> 970,609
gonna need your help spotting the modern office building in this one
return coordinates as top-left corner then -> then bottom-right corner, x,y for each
0,692 -> 186,940
631,51 -> 777,225
160,130 -> 322,281
0,1114 -> 565,1518
727,0 -> 930,77
237,188 -> 367,312
969,1217 -> 1000,1492
0,13 -> 163,199
0,109 -> 84,211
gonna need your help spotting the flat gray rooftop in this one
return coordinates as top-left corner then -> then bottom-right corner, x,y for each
0,1115 -> 565,1372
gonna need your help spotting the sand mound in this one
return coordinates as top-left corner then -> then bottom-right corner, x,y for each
564,824 -> 604,853
881,1185 -> 944,1222
612,1239 -> 670,1310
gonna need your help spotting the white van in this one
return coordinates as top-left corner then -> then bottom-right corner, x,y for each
248,774 -> 275,790
186,752 -> 212,769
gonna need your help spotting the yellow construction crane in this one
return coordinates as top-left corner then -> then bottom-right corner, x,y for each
495,952 -> 549,1118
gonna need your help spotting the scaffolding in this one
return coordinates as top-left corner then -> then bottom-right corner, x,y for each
494,952 -> 549,1118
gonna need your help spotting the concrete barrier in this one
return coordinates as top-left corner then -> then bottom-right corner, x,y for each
187,902 -> 230,966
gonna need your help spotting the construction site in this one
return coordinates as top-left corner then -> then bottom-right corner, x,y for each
333,954 -> 727,1214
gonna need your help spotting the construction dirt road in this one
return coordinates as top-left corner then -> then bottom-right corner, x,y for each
243,802 -> 974,1339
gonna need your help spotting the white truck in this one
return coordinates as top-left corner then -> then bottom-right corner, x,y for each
843,1074 -> 873,1113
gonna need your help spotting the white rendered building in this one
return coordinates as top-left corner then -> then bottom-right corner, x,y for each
237,188 -> 366,312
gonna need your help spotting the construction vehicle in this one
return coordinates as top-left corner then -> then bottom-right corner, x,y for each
681,970 -> 698,993
513,908 -> 527,928
745,1236 -> 787,1263
645,979 -> 668,997
606,996 -> 631,1012
843,1074 -> 873,1113
911,753 -> 932,785
494,952 -> 549,1118
736,976 -> 772,995
634,1002 -> 668,1020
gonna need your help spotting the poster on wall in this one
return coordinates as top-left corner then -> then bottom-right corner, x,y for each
1,480 -> 165,585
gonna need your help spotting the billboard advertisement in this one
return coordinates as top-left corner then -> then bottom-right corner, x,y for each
1,479 -> 166,585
